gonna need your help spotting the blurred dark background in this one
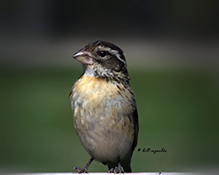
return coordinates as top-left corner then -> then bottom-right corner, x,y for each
0,0 -> 219,173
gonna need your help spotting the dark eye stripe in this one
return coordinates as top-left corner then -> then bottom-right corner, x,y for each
98,50 -> 111,57
96,45 -> 126,65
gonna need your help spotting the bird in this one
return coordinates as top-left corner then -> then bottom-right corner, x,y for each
69,40 -> 139,173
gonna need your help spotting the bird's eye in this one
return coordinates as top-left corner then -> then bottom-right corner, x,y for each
98,51 -> 107,57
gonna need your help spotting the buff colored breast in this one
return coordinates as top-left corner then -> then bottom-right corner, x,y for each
69,75 -> 135,163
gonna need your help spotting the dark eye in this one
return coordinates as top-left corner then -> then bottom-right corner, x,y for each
98,51 -> 108,57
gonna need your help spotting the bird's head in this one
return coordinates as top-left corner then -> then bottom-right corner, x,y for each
73,40 -> 130,81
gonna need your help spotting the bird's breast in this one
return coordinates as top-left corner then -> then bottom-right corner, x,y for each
69,75 -> 136,162
70,75 -> 135,113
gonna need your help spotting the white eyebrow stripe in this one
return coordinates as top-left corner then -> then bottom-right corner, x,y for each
97,46 -> 126,65
114,50 -> 126,65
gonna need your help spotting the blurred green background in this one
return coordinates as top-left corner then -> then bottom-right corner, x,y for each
0,0 -> 219,173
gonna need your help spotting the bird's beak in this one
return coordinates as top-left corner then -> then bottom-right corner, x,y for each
73,49 -> 95,65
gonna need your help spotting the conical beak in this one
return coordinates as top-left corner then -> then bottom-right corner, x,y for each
73,48 -> 95,65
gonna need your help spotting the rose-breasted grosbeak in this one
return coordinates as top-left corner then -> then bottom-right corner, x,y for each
69,41 -> 139,173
